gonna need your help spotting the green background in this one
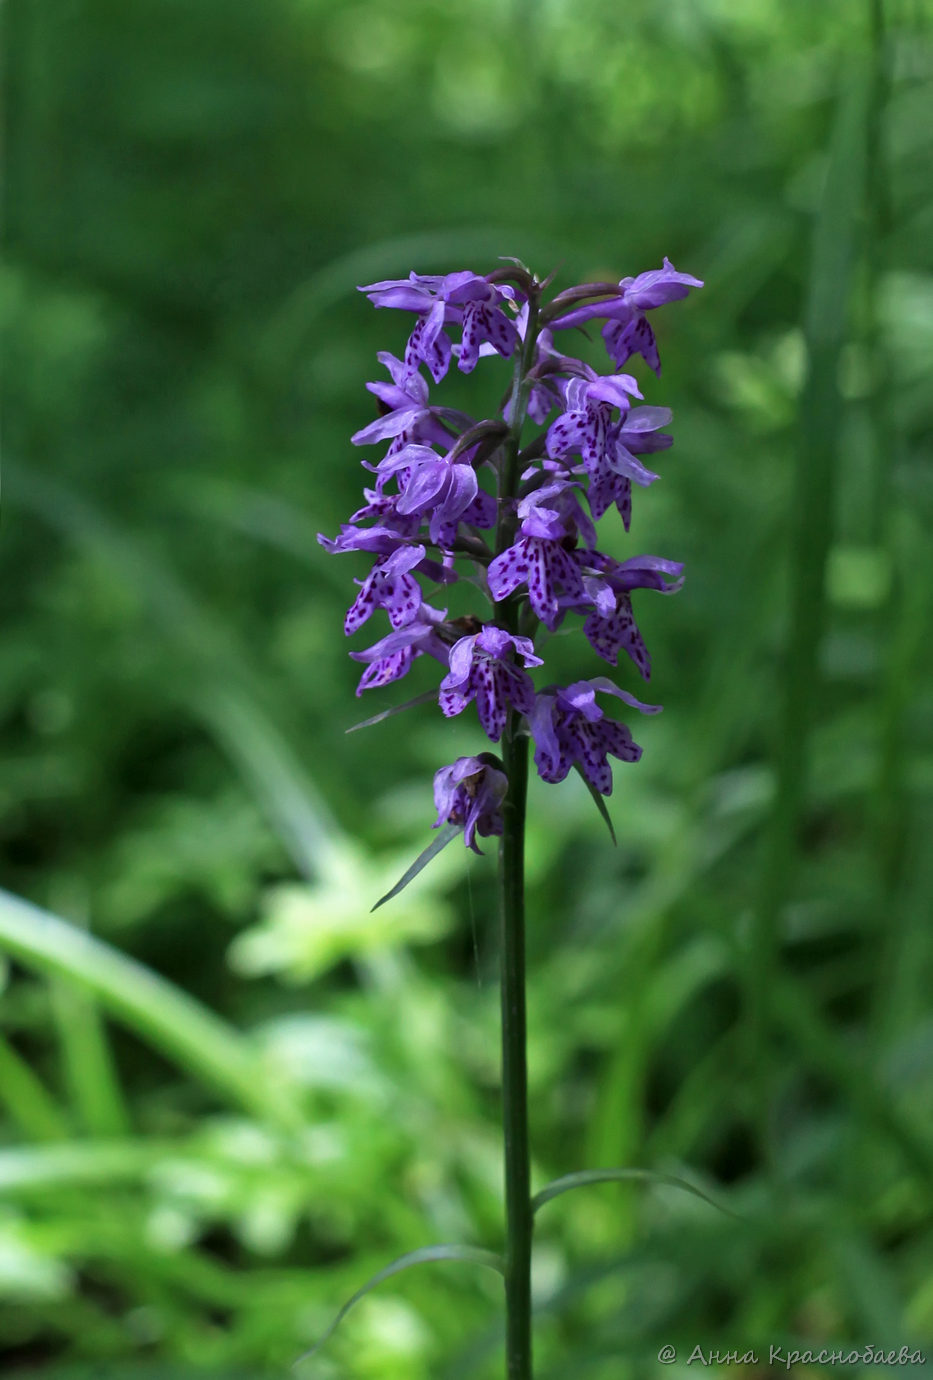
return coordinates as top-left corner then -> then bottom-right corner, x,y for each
2,1 -> 932,1376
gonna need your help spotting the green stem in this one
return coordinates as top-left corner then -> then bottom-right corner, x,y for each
494,284 -> 541,1380
499,719 -> 532,1380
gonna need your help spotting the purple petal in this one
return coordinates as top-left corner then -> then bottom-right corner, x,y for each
441,635 -> 478,688
608,440 -> 660,488
603,315 -> 660,374
529,695 -> 567,782
586,374 -> 642,409
621,405 -> 673,433
546,412 -> 586,460
488,542 -> 530,602
588,676 -> 662,714
351,407 -> 417,446
439,687 -> 469,718
565,720 -> 613,796
623,258 -> 704,310
356,647 -> 413,694
599,719 -> 643,763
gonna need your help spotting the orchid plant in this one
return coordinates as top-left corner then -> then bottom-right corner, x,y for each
311,258 -> 703,1379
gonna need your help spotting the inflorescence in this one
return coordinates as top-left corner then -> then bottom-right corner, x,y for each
319,261 -> 702,851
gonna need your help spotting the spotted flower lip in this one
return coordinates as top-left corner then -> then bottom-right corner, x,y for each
349,603 -> 450,695
344,545 -> 425,635
439,626 -> 543,742
542,553 -> 685,675
433,754 -> 508,853
486,479 -> 598,629
487,525 -> 585,631
359,272 -> 519,383
529,677 -> 661,795
545,374 -> 660,522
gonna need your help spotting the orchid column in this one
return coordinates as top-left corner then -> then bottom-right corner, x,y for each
318,258 -> 702,1379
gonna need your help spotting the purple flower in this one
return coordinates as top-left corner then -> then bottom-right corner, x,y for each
351,352 -> 460,454
317,515 -> 457,591
487,481 -> 595,630
349,603 -> 450,695
528,677 -> 661,795
359,272 -> 519,383
550,259 -> 703,375
439,625 -> 543,742
567,553 -> 685,675
317,520 -> 420,558
433,754 -> 509,852
375,444 -> 479,545
433,486 -> 498,548
546,373 -> 661,523
344,545 -> 425,635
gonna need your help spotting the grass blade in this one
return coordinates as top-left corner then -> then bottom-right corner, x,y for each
751,62 -> 870,1142
0,1139 -> 167,1193
0,889 -> 299,1130
0,1034 -> 69,1142
531,1167 -> 737,1219
294,1243 -> 505,1366
51,979 -> 131,1137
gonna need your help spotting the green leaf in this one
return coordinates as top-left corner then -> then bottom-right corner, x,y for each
572,764 -> 617,846
371,824 -> 462,911
294,1243 -> 504,1366
0,1036 -> 69,1143
0,1141 -> 167,1194
0,889 -> 299,1130
531,1166 -> 738,1219
345,689 -> 438,734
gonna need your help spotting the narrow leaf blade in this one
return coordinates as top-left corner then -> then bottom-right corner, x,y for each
572,764 -> 617,845
294,1243 -> 504,1366
346,689 -> 438,734
371,824 -> 462,911
0,889 -> 298,1130
531,1166 -> 737,1219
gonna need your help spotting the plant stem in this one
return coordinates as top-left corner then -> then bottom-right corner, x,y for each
498,714 -> 532,1380
493,284 -> 540,1380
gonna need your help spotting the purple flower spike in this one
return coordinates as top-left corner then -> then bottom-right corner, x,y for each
326,262 -> 694,826
529,677 -> 661,796
439,625 -> 543,742
434,754 -> 509,852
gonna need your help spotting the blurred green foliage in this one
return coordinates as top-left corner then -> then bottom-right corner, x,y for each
2,0 -> 933,1376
